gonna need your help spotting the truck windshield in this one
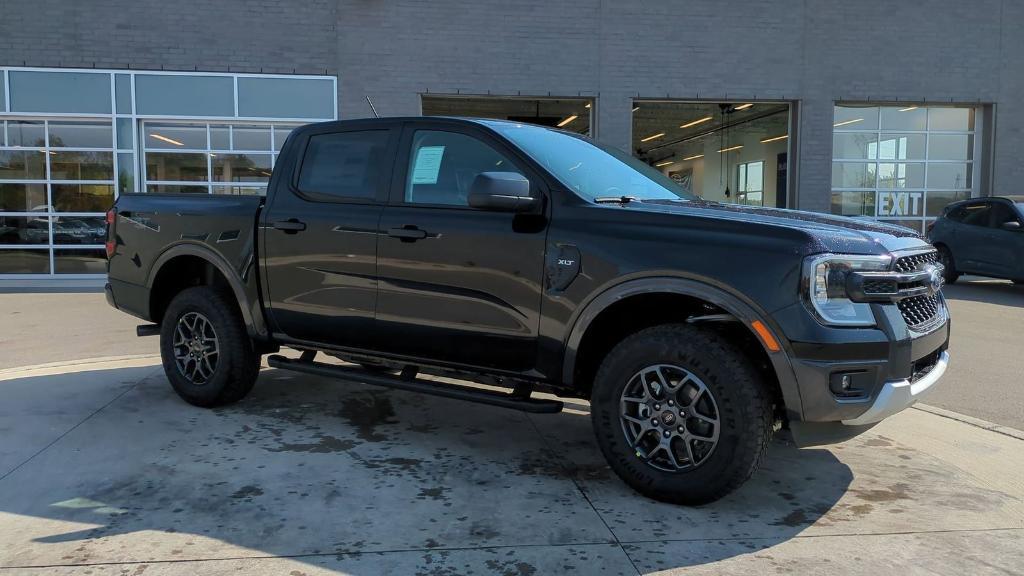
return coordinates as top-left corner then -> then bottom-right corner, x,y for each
486,121 -> 695,203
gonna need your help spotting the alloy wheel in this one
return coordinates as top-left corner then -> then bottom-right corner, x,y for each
172,311 -> 220,385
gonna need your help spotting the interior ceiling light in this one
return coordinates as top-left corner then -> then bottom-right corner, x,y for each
683,154 -> 704,161
640,132 -> 665,142
150,133 -> 185,146
734,103 -> 754,110
680,116 -> 713,129
557,114 -> 578,127
718,145 -> 744,153
898,106 -> 919,112
833,118 -> 864,128
760,134 -> 789,143
632,106 -> 640,112
654,160 -> 674,167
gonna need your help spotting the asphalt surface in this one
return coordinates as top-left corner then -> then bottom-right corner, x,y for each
0,278 -> 1021,430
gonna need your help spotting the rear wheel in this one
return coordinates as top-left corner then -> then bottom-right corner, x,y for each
936,245 -> 960,285
590,324 -> 773,505
160,286 -> 260,407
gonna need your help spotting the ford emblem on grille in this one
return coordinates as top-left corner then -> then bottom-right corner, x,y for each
926,264 -> 944,295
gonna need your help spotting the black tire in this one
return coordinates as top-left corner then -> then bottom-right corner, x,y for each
159,286 -> 260,407
590,324 -> 773,505
936,245 -> 960,285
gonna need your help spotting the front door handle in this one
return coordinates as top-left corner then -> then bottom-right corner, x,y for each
387,226 -> 428,241
273,219 -> 307,233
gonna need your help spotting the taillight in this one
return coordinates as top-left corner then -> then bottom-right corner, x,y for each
105,208 -> 116,258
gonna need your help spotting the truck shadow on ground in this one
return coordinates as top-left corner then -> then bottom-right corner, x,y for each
1,365 -> 855,573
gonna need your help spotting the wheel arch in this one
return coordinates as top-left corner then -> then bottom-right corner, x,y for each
146,242 -> 267,339
561,276 -> 803,420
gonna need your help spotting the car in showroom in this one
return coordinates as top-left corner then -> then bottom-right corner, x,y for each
928,195 -> 1024,284
105,117 -> 951,505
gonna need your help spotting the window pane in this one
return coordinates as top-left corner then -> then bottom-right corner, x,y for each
747,162 -> 763,192
50,151 -> 114,181
54,248 -> 107,274
834,105 -> 878,129
237,77 -> 335,119
145,152 -> 209,182
144,123 -> 206,149
52,184 -> 114,212
211,185 -> 266,196
117,152 -> 136,193
927,163 -> 971,189
212,153 -> 273,183
146,184 -> 209,194
0,183 -> 47,212
878,218 -> 923,234
210,125 -> 230,149
830,191 -> 876,216
53,216 -> 106,245
134,74 -> 233,117
0,151 -> 46,180
876,134 -> 926,160
0,73 -> 5,112
831,162 -> 876,188
926,191 -> 970,217
833,133 -> 878,159
405,130 -> 522,206
231,125 -> 271,150
0,215 -> 49,244
48,121 -> 113,148
0,249 -> 50,273
298,130 -> 390,200
929,107 -> 974,131
6,121 -> 45,147
9,71 -> 111,114
961,203 -> 991,227
116,118 -> 133,150
880,106 -> 926,131
115,74 -> 132,115
928,134 -> 972,160
878,163 -> 924,189
274,126 -> 295,151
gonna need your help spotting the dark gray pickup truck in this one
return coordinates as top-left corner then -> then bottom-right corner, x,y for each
106,117 -> 951,504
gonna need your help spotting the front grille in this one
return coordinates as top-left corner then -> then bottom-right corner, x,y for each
897,293 -> 940,331
911,348 -> 943,382
862,279 -> 898,294
894,251 -> 938,273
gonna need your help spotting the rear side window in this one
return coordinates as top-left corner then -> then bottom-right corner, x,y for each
297,130 -> 389,201
960,202 -> 991,227
944,205 -> 968,222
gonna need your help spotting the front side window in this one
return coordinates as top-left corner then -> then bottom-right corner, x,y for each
989,202 -> 1019,228
296,130 -> 389,201
404,130 -> 522,206
960,203 -> 991,227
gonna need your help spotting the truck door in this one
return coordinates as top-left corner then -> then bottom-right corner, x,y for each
375,122 -> 548,372
261,122 -> 398,348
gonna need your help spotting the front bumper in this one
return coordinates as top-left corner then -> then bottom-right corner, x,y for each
840,350 -> 948,426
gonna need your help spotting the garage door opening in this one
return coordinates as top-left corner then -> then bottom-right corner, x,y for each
632,101 -> 792,207
422,95 -> 593,136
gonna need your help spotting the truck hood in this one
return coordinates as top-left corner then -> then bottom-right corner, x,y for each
639,199 -> 929,255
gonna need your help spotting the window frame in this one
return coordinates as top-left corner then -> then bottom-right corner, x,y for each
288,123 -> 399,206
388,121 -> 544,211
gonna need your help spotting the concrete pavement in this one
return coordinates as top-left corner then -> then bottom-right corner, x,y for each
0,355 -> 1021,575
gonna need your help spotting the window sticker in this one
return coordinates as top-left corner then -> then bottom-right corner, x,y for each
411,145 -> 445,184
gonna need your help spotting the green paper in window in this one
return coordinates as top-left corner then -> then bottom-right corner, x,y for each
411,146 -> 445,184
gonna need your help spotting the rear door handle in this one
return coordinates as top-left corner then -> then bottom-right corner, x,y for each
387,226 -> 428,241
272,219 -> 307,233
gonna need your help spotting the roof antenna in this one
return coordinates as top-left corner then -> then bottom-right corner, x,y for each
365,96 -> 380,118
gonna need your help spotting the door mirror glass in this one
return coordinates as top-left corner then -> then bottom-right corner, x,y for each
468,172 -> 537,212
1000,220 -> 1021,231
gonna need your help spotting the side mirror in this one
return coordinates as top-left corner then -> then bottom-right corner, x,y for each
468,172 -> 538,212
1001,221 -> 1022,231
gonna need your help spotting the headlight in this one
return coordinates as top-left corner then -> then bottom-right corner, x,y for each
802,254 -> 892,326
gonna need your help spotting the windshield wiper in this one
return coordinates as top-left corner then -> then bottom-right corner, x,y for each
594,195 -> 640,204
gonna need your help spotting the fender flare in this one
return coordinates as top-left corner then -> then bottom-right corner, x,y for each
561,276 -> 803,419
146,242 -> 268,339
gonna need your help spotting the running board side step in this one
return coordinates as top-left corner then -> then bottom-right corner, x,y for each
266,355 -> 563,414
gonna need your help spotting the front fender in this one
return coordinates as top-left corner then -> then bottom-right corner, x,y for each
561,276 -> 804,421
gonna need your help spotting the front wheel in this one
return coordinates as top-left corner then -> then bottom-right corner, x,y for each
590,324 -> 773,505
160,286 -> 260,407
936,246 -> 960,285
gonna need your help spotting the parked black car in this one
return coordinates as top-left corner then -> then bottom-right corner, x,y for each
105,117 -> 951,504
928,195 -> 1024,284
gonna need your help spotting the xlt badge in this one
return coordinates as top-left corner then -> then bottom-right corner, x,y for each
546,244 -> 581,291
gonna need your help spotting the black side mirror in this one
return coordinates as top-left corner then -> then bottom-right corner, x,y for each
468,172 -> 538,212
1001,221 -> 1022,231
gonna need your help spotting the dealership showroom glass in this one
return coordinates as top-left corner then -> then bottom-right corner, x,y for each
0,1 -> 1019,281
